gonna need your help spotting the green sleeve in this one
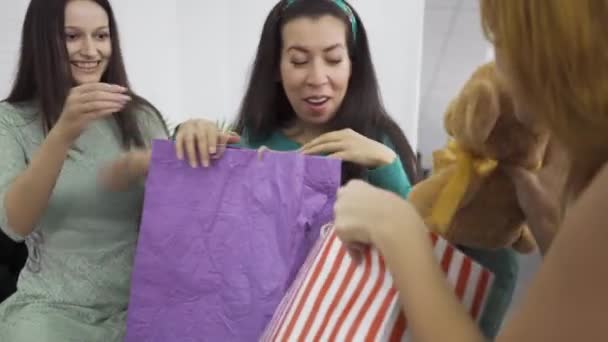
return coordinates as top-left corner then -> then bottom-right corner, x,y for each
367,156 -> 412,198
365,134 -> 413,198
0,104 -> 27,242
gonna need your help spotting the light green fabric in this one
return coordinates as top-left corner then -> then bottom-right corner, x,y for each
0,101 -> 167,342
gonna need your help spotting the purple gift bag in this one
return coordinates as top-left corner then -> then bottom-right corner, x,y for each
125,140 -> 341,342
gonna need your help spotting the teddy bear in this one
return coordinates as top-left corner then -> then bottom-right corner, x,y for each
409,61 -> 552,253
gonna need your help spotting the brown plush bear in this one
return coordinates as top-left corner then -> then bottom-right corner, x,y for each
409,62 -> 551,253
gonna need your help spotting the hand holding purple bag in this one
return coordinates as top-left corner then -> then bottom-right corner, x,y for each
125,140 -> 341,342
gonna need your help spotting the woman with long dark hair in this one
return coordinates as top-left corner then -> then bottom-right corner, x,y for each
0,0 -> 167,340
163,0 -> 418,197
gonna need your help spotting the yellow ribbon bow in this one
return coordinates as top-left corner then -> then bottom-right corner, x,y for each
427,140 -> 498,234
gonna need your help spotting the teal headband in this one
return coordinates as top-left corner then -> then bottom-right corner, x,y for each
284,0 -> 358,41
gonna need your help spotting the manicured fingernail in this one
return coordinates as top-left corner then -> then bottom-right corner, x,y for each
209,146 -> 216,154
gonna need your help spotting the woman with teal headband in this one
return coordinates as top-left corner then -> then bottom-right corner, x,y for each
175,0 -> 416,192
104,0 -> 515,339
286,0 -> 358,41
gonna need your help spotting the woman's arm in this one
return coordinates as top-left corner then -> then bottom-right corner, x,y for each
335,163 -> 608,342
2,125 -> 71,239
98,149 -> 151,192
299,130 -> 413,197
374,204 -> 486,342
367,155 -> 412,198
334,181 -> 486,341
509,139 -> 569,255
496,163 -> 608,341
4,84 -> 129,238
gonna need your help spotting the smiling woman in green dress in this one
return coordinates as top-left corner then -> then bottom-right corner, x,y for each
0,0 -> 168,341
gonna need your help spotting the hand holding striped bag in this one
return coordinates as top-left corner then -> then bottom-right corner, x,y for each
261,225 -> 493,341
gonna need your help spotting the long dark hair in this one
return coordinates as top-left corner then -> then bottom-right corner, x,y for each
234,0 -> 419,183
4,0 -> 168,148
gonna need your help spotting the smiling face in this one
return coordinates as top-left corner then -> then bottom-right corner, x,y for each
279,15 -> 352,127
64,0 -> 112,85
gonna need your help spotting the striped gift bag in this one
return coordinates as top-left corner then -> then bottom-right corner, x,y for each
261,225 -> 493,341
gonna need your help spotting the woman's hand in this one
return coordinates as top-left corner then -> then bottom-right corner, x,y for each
300,129 -> 396,168
174,118 -> 240,168
333,180 -> 422,259
506,166 -> 561,254
98,149 -> 151,191
52,83 -> 130,145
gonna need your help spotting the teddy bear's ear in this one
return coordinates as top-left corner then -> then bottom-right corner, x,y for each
443,63 -> 502,147
461,79 -> 501,146
443,98 -> 459,137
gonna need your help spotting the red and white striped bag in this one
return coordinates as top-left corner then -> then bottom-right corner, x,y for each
261,225 -> 493,341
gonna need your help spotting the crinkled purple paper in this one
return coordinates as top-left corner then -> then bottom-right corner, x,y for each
125,140 -> 341,342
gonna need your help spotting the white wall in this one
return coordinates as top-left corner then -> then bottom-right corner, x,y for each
111,1 -> 184,128
0,0 -> 424,147
0,0 -> 29,99
418,1 -> 491,168
351,0 -> 424,149
175,1 -> 278,127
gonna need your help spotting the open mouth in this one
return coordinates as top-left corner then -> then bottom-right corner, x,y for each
71,60 -> 101,72
304,96 -> 330,106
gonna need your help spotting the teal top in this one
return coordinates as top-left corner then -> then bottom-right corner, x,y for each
239,130 -> 413,198
0,101 -> 167,342
459,246 -> 518,339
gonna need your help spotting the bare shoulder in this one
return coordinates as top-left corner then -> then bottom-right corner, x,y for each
498,162 -> 608,342
567,162 -> 608,222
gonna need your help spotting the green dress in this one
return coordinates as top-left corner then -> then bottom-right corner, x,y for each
0,101 -> 167,342
240,130 -> 516,338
